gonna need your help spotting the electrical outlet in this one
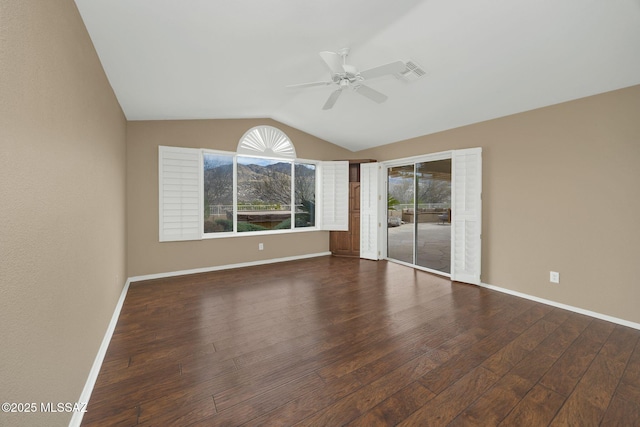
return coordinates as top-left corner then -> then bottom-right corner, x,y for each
550,271 -> 560,284
258,243 -> 264,251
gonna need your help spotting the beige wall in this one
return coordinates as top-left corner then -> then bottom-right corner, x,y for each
358,85 -> 640,324
0,1 -> 126,426
127,87 -> 640,325
2,4 -> 637,426
126,119 -> 352,277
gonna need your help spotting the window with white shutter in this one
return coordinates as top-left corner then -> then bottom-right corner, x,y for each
158,137 -> 349,240
319,161 -> 349,231
360,162 -> 380,260
451,147 -> 482,284
159,146 -> 202,242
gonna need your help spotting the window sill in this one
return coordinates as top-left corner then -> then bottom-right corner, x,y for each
201,226 -> 323,239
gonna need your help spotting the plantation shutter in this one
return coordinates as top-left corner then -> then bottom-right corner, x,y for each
159,146 -> 202,242
319,161 -> 349,231
360,162 -> 380,260
451,147 -> 482,284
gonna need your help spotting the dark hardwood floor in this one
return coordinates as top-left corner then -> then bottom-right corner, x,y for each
82,256 -> 640,426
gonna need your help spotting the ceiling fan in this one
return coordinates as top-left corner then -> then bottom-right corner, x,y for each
287,48 -> 407,110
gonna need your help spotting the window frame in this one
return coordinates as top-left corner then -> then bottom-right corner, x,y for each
202,148 -> 236,238
159,144 -> 349,242
200,148 -> 323,239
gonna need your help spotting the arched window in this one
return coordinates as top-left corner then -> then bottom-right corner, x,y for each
237,126 -> 296,159
159,126 -> 349,241
203,126 -> 315,234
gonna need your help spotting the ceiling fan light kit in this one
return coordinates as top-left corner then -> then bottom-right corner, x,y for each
288,48 -> 410,110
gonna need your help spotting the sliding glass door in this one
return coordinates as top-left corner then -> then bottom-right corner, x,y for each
386,158 -> 452,275
415,160 -> 451,272
363,148 -> 480,283
387,165 -> 414,264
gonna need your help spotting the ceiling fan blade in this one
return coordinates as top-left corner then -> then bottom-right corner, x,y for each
354,84 -> 388,103
286,81 -> 332,89
359,61 -> 406,80
319,51 -> 344,75
322,89 -> 343,110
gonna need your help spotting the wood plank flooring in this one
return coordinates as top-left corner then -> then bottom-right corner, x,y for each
82,256 -> 640,426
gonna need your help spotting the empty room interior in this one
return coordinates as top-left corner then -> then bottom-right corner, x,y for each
2,1 -> 640,426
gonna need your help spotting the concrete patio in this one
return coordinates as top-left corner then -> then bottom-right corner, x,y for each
387,222 -> 451,273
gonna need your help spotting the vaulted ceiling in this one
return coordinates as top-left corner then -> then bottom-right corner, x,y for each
75,0 -> 640,151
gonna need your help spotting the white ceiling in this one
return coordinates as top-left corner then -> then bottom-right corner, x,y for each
74,0 -> 640,152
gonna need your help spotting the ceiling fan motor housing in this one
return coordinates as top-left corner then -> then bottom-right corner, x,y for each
342,64 -> 358,77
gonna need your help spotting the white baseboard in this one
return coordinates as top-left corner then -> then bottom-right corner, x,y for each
478,282 -> 640,331
128,251 -> 332,283
70,251 -> 331,426
69,278 -> 131,427
76,255 -> 639,427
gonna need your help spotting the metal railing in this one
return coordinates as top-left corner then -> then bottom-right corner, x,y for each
392,203 -> 449,211
208,204 -> 302,215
